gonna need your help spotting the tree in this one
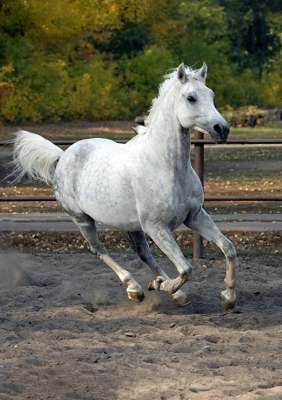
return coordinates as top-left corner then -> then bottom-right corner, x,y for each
219,0 -> 282,75
0,0 -> 281,122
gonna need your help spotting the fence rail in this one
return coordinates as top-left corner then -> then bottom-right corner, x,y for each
2,138 -> 282,147
1,135 -> 282,258
2,195 -> 282,202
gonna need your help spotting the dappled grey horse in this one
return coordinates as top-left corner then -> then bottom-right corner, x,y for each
12,63 -> 237,309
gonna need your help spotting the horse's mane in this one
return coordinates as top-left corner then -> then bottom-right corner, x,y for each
145,65 -> 196,127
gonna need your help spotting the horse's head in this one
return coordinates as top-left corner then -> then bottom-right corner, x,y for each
175,63 -> 229,143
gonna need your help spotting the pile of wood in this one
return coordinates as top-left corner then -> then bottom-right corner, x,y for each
224,107 -> 282,127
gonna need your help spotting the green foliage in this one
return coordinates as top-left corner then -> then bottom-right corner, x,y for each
261,54 -> 282,108
0,0 -> 281,122
116,46 -> 176,117
101,24 -> 150,57
0,55 -> 121,122
221,0 -> 281,75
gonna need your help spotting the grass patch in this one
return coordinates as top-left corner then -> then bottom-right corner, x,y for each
205,147 -> 282,162
229,126 -> 282,139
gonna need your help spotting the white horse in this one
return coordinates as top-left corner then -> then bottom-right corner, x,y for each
13,63 -> 237,309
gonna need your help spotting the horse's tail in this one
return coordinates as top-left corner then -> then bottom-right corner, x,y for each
12,130 -> 63,184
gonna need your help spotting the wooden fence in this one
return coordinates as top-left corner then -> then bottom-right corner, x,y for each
1,134 -> 282,258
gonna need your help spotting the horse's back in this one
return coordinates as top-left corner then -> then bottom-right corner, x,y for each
54,138 -> 119,190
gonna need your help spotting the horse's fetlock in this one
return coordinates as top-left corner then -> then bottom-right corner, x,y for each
181,267 -> 192,281
123,273 -> 132,286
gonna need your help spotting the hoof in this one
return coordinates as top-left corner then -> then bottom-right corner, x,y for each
148,276 -> 164,291
127,290 -> 145,302
220,289 -> 236,310
172,290 -> 191,306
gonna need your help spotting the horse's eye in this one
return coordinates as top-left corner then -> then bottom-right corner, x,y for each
187,95 -> 196,103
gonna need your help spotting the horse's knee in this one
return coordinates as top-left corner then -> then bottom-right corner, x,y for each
220,237 -> 237,258
216,235 -> 237,258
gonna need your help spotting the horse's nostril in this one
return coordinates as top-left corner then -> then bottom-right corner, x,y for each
214,124 -> 222,135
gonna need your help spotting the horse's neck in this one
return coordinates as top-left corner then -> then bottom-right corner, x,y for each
147,102 -> 191,173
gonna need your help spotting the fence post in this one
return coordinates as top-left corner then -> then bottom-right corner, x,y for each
193,130 -> 205,259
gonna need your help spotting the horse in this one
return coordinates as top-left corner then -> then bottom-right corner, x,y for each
12,63 -> 237,309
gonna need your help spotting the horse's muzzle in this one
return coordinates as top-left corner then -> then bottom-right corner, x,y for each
212,123 -> 229,143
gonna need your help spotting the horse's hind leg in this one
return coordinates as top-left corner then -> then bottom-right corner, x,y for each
128,231 -> 190,305
72,214 -> 144,302
142,225 -> 193,294
184,208 -> 237,310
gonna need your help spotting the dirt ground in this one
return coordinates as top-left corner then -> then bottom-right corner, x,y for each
0,250 -> 282,400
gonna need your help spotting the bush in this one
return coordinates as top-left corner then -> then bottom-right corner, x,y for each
0,48 -> 280,123
116,46 -> 176,117
261,66 -> 282,108
0,65 -> 42,122
0,56 -> 121,122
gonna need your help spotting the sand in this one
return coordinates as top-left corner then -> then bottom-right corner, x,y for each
0,250 -> 281,400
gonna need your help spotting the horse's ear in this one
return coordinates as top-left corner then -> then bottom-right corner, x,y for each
196,63 -> 208,83
177,63 -> 188,84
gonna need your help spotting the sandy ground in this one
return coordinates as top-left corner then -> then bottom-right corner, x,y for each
0,250 -> 282,400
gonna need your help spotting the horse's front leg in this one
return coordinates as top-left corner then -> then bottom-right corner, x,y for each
143,224 -> 193,294
185,207 -> 237,310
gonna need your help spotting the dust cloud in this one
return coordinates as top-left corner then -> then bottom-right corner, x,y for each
0,251 -> 34,289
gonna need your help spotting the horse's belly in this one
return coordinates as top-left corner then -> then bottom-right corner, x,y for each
82,195 -> 141,230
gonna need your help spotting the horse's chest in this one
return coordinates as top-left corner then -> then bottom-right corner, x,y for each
167,191 -> 192,224
152,171 -> 203,226
154,182 -> 192,224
